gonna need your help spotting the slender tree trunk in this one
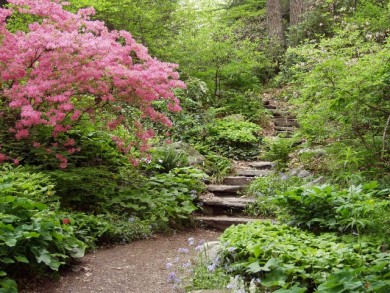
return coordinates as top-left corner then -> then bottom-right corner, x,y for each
266,0 -> 285,46
290,0 -> 306,26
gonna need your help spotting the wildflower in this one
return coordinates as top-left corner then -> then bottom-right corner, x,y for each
182,261 -> 191,269
207,263 -> 216,272
165,262 -> 173,269
178,247 -> 189,254
128,217 -> 135,222
188,237 -> 195,245
195,245 -> 202,251
227,247 -> 236,252
167,272 -> 181,284
62,218 -> 70,225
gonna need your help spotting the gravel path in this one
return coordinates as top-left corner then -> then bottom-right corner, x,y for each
21,229 -> 221,293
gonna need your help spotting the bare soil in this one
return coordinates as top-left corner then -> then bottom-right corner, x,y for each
21,229 -> 221,293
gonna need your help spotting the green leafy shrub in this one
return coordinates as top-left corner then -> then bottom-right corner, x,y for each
202,152 -> 234,183
0,196 -> 85,291
142,143 -> 198,174
66,213 -> 151,249
275,182 -> 390,235
262,136 -> 298,168
44,166 -> 120,212
219,221 -> 389,292
0,165 -> 56,205
215,90 -> 270,124
245,173 -> 304,217
206,115 -> 262,160
107,167 -> 205,230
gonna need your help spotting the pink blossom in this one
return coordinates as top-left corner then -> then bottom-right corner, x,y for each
0,153 -> 9,162
0,0 -> 185,166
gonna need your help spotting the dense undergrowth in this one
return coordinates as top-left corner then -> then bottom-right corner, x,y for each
1,0 -> 389,292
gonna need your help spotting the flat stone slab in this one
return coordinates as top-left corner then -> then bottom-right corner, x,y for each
223,176 -> 254,185
195,215 -> 264,230
248,161 -> 274,169
207,185 -> 244,194
268,109 -> 295,118
201,196 -> 255,208
274,118 -> 299,127
275,126 -> 296,131
235,169 -> 271,177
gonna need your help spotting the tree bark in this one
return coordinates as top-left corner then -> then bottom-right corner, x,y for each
266,0 -> 285,45
290,0 -> 306,26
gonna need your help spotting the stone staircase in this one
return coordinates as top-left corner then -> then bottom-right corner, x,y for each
264,100 -> 298,136
194,99 -> 299,231
195,161 -> 274,230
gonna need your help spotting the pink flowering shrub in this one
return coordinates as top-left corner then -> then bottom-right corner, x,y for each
0,0 -> 184,167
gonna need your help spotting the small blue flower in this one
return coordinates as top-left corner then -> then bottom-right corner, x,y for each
207,263 -> 216,272
188,237 -> 195,245
165,262 -> 173,269
227,247 -> 236,252
167,272 -> 181,284
178,247 -> 189,254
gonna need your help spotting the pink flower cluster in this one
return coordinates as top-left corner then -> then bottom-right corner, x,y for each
0,0 -> 184,167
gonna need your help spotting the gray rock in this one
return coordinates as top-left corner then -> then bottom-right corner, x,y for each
248,161 -> 274,170
297,169 -> 311,178
304,176 -> 326,187
197,241 -> 221,262
207,185 -> 244,194
235,169 -> 271,177
170,141 -> 205,166
195,216 -> 264,231
223,176 -> 254,186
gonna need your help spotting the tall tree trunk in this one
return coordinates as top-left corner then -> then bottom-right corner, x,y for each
290,0 -> 306,26
266,0 -> 285,46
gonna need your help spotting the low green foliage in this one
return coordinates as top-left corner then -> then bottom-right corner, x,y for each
205,115 -> 262,160
0,165 -> 56,205
219,221 -> 390,292
275,182 -> 390,235
107,167 -> 205,230
65,213 -> 151,249
44,166 -> 120,213
0,196 -> 85,292
263,136 -> 298,168
202,152 -> 234,183
245,173 -> 304,217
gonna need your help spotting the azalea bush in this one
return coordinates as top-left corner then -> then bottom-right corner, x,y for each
0,0 -> 184,167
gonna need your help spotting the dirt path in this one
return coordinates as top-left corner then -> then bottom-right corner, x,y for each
21,229 -> 221,293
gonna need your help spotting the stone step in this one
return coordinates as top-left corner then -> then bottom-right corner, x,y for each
206,185 -> 244,195
248,161 -> 274,169
275,126 -> 296,131
235,169 -> 271,177
199,196 -> 255,215
268,109 -> 295,118
195,215 -> 264,231
223,176 -> 254,186
201,196 -> 255,208
273,118 -> 299,127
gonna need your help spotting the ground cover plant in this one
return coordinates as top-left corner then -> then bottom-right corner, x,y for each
217,221 -> 390,292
